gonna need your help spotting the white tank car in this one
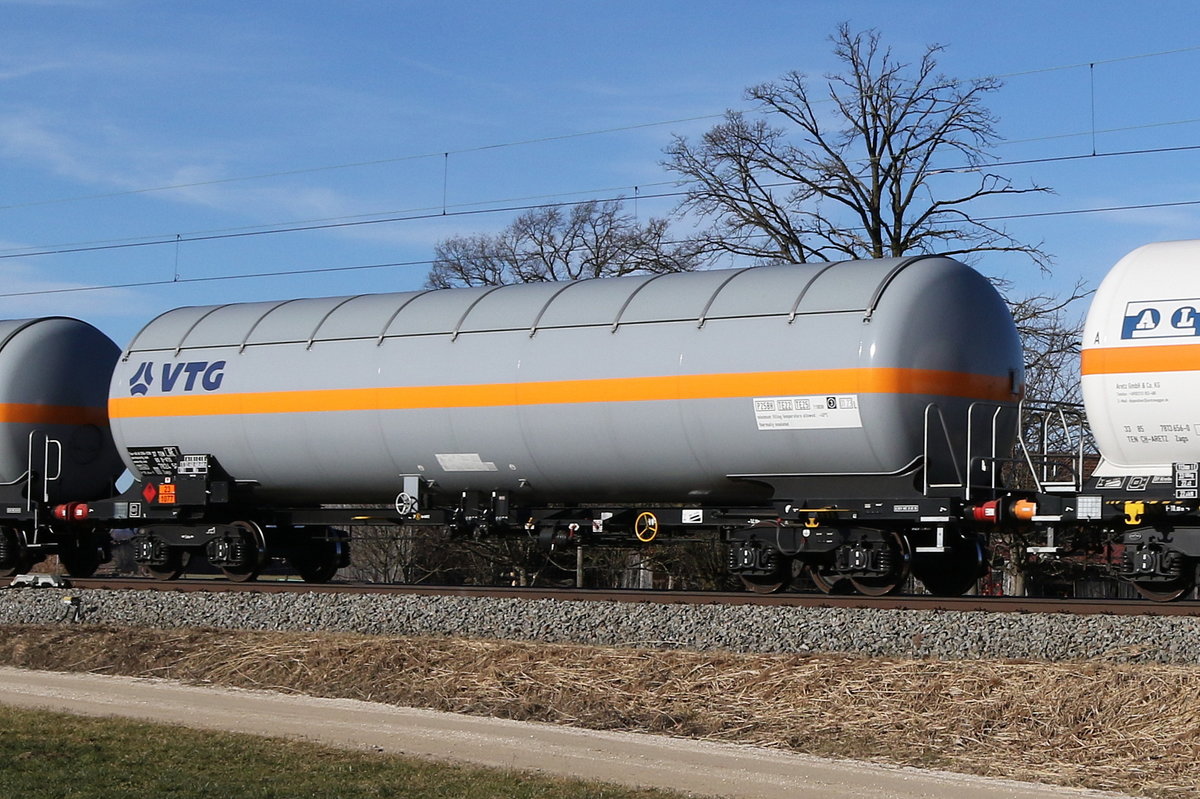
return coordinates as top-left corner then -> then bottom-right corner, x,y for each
0,317 -> 122,501
1082,240 -> 1200,477
108,255 -> 1023,506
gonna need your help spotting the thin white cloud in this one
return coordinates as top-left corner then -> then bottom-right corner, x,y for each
0,61 -> 69,81
0,109 -> 239,200
0,112 -> 98,181
0,258 -> 144,319
0,0 -> 112,6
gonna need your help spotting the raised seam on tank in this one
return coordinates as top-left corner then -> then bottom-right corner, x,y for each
173,304 -> 235,356
306,295 -> 370,350
610,273 -> 670,332
863,255 -> 940,321
124,308 -> 871,353
528,279 -> 593,337
238,298 -> 307,354
124,307 -> 195,360
1081,343 -> 1200,375
696,267 -> 755,329
0,317 -> 63,354
451,285 -> 507,341
787,261 -> 844,322
108,366 -> 1018,419
375,289 -> 435,345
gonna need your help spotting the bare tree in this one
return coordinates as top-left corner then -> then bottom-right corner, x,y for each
663,24 -> 1050,268
664,25 -> 1090,406
426,199 -> 705,288
1004,277 -> 1091,405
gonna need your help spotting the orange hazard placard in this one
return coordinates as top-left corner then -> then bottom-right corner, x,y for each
158,484 -> 176,504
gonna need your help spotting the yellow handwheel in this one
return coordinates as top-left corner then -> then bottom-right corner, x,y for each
634,511 -> 659,543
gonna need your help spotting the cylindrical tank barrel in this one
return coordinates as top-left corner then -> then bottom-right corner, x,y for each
1083,240 -> 1200,474
0,317 -> 123,501
109,256 -> 1022,505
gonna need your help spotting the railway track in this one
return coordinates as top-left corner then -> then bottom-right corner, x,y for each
58,576 -> 1200,616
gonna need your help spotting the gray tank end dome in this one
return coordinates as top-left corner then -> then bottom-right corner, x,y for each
0,317 -> 123,501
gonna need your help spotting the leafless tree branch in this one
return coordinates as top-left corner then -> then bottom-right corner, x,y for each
427,199 -> 707,288
663,23 -> 1051,269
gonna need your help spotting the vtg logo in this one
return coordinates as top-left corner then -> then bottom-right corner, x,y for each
129,361 -> 226,396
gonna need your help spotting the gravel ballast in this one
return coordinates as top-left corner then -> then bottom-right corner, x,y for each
1,586 -> 1197,663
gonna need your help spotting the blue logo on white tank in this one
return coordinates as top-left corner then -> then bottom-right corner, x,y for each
129,362 -> 154,395
1122,299 -> 1200,339
128,361 -> 226,395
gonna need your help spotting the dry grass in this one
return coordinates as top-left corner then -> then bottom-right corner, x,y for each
0,624 -> 1195,799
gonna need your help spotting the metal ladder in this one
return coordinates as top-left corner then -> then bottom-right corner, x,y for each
22,431 -> 62,549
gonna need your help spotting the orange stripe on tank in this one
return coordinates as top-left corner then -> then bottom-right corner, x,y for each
109,367 -> 1018,420
1082,343 -> 1200,375
0,403 -> 108,426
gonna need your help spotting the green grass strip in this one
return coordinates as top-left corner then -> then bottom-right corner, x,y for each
0,705 -> 683,799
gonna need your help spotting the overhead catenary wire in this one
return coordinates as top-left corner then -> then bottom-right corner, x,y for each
0,258 -> 436,298
2,44 -> 1200,299
2,44 -> 1199,215
0,179 -> 684,257
0,114 -> 727,213
1,194 -> 1198,300
4,137 -> 1200,263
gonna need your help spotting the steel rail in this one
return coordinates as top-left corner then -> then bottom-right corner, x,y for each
58,577 -> 1200,616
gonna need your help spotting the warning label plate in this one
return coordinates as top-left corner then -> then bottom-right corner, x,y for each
753,394 -> 863,430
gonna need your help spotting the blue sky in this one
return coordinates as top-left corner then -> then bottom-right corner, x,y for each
2,0 -> 1200,346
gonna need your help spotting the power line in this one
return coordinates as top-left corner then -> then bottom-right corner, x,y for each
0,191 -> 679,261
979,197 -> 1200,222
0,258 -> 435,298
985,45 -> 1200,81
938,141 -> 1200,173
5,137 -> 1200,261
0,114 -> 724,212
1,194 -> 1198,301
2,45 -> 1198,293
0,180 -> 682,257
9,120 -> 1188,258
1002,118 -> 1200,147
2,45 -> 1199,214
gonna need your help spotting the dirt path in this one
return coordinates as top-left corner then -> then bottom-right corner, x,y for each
0,666 -> 1131,799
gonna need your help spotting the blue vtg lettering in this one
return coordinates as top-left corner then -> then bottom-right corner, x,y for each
129,361 -> 226,396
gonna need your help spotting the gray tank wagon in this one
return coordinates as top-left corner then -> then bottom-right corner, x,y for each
108,255 -> 1020,501
78,254 -> 1029,592
0,317 -> 124,577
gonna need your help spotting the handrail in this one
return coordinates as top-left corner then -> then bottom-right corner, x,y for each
960,398 -> 1092,497
43,438 -> 62,501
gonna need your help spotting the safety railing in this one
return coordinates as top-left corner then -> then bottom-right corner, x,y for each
923,400 -> 1093,499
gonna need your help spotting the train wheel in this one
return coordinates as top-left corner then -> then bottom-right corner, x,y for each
1132,575 -> 1195,602
806,562 -> 852,594
58,530 -> 104,579
0,526 -> 31,578
219,521 -> 267,583
287,529 -> 347,583
848,531 -> 912,597
739,555 -> 798,594
913,535 -> 987,597
740,574 -> 785,594
145,548 -> 189,580
295,558 -> 339,583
